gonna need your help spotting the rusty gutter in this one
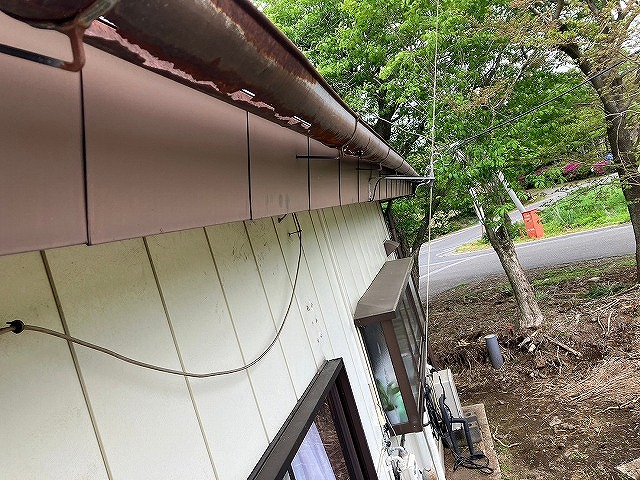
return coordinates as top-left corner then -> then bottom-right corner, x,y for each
0,0 -> 417,176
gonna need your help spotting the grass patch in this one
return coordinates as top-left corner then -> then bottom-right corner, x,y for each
584,281 -> 626,299
457,182 -> 630,252
539,182 -> 629,234
532,266 -> 601,287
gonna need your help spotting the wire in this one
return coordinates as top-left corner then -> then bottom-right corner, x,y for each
423,378 -> 494,475
0,215 -> 304,378
423,0 -> 439,343
452,58 -> 638,151
428,0 -> 440,175
374,58 -> 640,161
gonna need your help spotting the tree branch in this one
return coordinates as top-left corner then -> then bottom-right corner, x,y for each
584,0 -> 602,18
553,0 -> 565,20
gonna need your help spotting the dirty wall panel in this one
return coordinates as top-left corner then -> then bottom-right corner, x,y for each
205,221 -> 298,440
45,241 -> 215,480
0,252 -> 108,480
340,156 -> 359,205
145,228 -> 268,480
272,215 -> 334,361
83,47 -> 249,244
297,211 -> 383,453
245,217 -> 320,397
249,114 -> 309,219
309,139 -> 340,210
0,14 -> 86,256
341,204 -> 374,283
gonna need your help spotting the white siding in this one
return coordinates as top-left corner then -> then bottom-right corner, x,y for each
44,241 -> 215,480
205,221 -> 298,440
145,228 -> 268,480
0,252 -> 108,480
0,203 -> 432,480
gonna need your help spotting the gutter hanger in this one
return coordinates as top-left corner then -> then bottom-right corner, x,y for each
0,0 -> 417,177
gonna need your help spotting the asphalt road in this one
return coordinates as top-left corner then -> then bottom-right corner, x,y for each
418,223 -> 636,300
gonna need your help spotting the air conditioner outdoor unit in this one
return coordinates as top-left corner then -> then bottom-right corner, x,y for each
431,369 -> 464,430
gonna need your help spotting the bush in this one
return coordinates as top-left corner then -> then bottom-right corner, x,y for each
525,165 -> 565,189
561,161 -> 592,181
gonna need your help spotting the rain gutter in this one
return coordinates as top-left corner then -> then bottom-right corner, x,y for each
0,0 -> 418,176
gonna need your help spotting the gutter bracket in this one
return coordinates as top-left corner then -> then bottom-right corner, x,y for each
0,0 -> 120,71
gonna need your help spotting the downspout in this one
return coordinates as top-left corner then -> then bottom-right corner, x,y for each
0,0 -> 418,177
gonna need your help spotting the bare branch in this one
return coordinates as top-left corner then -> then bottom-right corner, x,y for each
553,0 -> 565,20
585,0 -> 602,17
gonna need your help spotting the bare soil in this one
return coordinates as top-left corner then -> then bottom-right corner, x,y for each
428,256 -> 640,479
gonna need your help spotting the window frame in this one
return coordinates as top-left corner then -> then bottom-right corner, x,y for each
354,257 -> 426,435
248,358 -> 377,480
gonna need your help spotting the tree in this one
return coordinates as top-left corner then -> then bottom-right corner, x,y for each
507,0 -> 640,280
261,0 -> 600,328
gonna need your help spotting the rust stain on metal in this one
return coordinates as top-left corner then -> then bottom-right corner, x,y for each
1,0 -> 417,176
214,0 -> 315,83
85,22 -> 222,91
0,1 -> 95,23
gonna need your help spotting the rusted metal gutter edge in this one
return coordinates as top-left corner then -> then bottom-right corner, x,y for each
0,0 -> 417,177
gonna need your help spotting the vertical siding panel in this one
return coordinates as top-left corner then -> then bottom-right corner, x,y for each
0,252 -> 109,480
244,217 -> 320,396
362,202 -> 388,264
145,229 -> 269,480
341,204 -> 374,282
45,241 -> 215,480
350,203 -> 375,267
353,203 -> 386,277
318,209 -> 362,309
300,212 -> 384,452
272,214 -> 334,361
331,206 -> 368,293
366,202 -> 387,254
376,200 -> 392,241
205,222 -> 298,440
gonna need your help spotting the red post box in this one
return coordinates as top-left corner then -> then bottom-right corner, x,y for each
522,209 -> 544,239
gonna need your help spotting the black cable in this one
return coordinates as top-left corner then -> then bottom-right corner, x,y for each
423,377 -> 494,475
1,214 -> 304,378
451,59 -> 638,151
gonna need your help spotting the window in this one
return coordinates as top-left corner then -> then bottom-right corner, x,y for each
249,359 -> 377,480
354,257 -> 426,434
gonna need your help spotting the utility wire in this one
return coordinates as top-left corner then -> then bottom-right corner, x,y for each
423,0 -> 439,353
1,215 -> 304,378
374,58 -> 639,158
449,58 -> 637,152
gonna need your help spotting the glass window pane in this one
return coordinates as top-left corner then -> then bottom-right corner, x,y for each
289,398 -> 353,480
315,398 -> 352,480
407,282 -> 426,335
403,286 -> 424,342
361,323 -> 408,424
392,316 -> 420,402
399,296 -> 419,351
291,423 -> 337,480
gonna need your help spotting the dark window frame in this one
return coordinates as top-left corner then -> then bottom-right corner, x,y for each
354,257 -> 427,435
248,358 -> 377,480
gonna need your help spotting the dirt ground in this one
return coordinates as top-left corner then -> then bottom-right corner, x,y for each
428,255 -> 640,479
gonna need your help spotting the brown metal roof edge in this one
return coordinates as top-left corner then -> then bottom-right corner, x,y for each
0,0 -> 417,177
354,256 -> 413,324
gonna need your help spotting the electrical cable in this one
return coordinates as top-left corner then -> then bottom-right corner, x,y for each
374,58 -> 640,161
451,58 -> 639,152
0,214 -> 304,378
423,377 -> 494,475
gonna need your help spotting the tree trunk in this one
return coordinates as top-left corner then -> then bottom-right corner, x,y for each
607,115 -> 640,282
557,38 -> 640,282
484,217 -> 544,329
